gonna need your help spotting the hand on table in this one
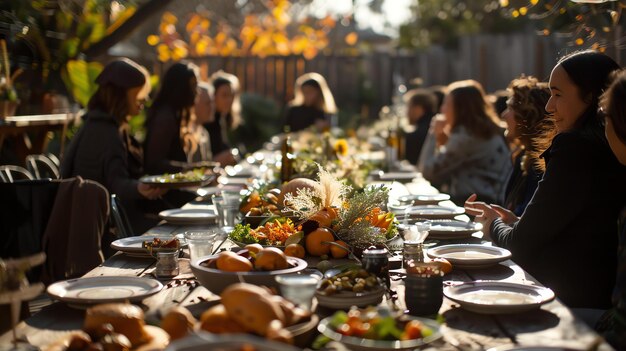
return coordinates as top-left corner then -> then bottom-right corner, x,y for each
464,194 -> 519,239
138,183 -> 168,200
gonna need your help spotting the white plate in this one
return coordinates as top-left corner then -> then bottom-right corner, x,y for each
47,276 -> 163,306
318,313 -> 442,350
158,208 -> 218,225
397,193 -> 451,205
315,286 -> 385,310
168,332 -> 300,351
428,220 -> 483,239
444,281 -> 555,314
404,205 -> 465,219
427,244 -> 511,269
110,234 -> 186,257
378,171 -> 420,181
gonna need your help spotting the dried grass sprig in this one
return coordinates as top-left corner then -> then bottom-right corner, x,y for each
317,164 -> 351,209
284,186 -> 323,219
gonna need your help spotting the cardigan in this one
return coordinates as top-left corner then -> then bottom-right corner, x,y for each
144,105 -> 187,175
418,126 -> 512,204
490,131 -> 626,309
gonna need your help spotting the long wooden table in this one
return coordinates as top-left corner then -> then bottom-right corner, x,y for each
0,181 -> 615,350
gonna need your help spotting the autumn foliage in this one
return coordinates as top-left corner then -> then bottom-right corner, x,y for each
148,0 -> 357,62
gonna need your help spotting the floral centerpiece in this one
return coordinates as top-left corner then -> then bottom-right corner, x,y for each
285,165 -> 398,254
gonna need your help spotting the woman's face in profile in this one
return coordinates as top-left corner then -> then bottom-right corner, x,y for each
545,65 -> 589,133
126,86 -> 145,118
194,88 -> 213,124
302,84 -> 321,107
215,84 -> 234,114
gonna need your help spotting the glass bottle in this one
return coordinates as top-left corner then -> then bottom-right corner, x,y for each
385,128 -> 398,171
280,126 -> 293,183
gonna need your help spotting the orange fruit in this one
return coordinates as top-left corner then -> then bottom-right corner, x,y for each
254,247 -> 289,271
216,251 -> 253,272
284,243 -> 305,259
305,228 -> 334,256
330,240 -> 350,259
245,243 -> 263,254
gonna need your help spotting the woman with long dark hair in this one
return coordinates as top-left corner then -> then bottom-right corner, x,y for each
61,58 -> 166,233
418,79 -> 511,204
283,72 -> 337,132
465,51 -> 626,312
144,61 -> 199,174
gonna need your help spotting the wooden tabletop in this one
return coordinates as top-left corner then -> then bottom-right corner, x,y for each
0,179 -> 614,350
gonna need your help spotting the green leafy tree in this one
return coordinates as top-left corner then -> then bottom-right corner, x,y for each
399,0 -> 528,49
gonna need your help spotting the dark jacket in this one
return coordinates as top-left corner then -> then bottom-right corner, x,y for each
283,105 -> 331,132
144,105 -> 186,175
503,150 -> 543,216
60,110 -> 158,234
491,130 -> 626,309
61,110 -> 142,201
404,113 -> 434,165
204,112 -> 231,156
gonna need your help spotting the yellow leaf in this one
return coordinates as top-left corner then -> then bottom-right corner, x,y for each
575,38 -> 584,46
519,7 -> 527,16
158,51 -> 170,62
303,46 -> 318,60
186,14 -> 200,33
499,0 -> 509,7
200,19 -> 210,31
345,32 -> 358,46
530,0 -> 538,5
215,32 -> 227,45
190,31 -> 200,44
163,12 -> 177,25
147,35 -> 160,46
157,43 -> 169,54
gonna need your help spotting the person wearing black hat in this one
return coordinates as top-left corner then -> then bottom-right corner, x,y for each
61,58 -> 167,234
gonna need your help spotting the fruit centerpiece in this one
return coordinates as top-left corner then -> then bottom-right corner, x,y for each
282,165 -> 398,256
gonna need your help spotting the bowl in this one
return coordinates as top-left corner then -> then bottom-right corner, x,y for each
318,313 -> 442,351
190,254 -> 308,294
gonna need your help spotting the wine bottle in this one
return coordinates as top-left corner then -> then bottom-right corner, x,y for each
280,127 -> 294,183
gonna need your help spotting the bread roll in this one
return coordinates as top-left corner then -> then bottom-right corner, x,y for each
198,304 -> 246,334
84,303 -> 151,347
160,306 -> 196,340
221,283 -> 285,336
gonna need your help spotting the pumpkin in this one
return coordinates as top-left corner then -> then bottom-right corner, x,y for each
309,208 -> 337,227
278,178 -> 320,205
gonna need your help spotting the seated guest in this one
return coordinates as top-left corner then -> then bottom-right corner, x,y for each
465,51 -> 626,311
204,71 -> 241,166
144,62 -> 199,174
418,79 -> 511,204
185,81 -> 214,163
283,72 -> 337,132
501,76 -> 551,216
596,69 -> 626,349
61,58 -> 167,233
403,89 -> 438,165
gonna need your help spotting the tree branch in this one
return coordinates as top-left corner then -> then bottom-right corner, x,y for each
83,0 -> 175,58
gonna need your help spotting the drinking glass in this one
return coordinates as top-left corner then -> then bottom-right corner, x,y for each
212,193 -> 241,232
184,229 -> 220,262
404,221 -> 431,243
275,273 -> 321,311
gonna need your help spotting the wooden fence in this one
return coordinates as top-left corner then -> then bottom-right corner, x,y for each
166,33 -> 573,119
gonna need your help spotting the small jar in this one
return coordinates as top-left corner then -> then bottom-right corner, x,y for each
155,251 -> 179,278
403,241 -> 424,268
362,247 -> 390,287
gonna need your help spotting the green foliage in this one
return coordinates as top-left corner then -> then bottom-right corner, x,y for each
63,60 -> 103,107
399,0 -> 528,49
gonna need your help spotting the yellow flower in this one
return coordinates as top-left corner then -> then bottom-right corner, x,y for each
334,139 -> 349,156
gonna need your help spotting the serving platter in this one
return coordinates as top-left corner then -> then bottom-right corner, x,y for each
110,234 -> 186,258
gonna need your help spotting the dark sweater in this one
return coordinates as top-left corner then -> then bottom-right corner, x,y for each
144,105 -> 186,175
404,113 -> 434,165
283,105 -> 331,132
204,112 -> 230,156
491,130 -> 626,309
503,150 -> 543,216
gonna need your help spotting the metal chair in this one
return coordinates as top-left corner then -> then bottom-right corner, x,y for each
46,153 -> 61,169
110,194 -> 134,239
0,165 -> 34,183
25,154 -> 60,179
